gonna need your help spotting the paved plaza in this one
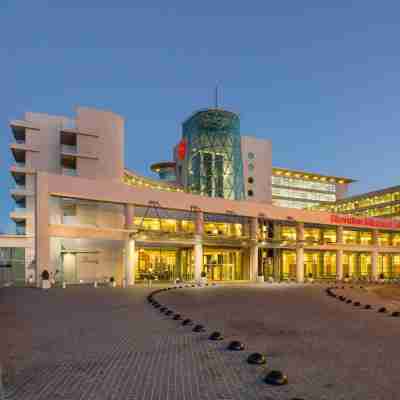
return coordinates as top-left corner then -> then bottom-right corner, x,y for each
2,284 -> 400,400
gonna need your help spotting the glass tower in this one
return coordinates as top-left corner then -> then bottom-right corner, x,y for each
182,109 -> 245,200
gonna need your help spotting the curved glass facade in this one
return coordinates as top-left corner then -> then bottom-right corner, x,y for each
182,109 -> 245,200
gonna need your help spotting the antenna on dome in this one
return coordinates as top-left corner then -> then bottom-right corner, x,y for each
215,83 -> 219,108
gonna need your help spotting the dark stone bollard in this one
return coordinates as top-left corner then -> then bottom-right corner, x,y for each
160,307 -> 167,312
209,331 -> 223,341
182,319 -> 193,326
193,324 -> 206,333
264,370 -> 288,386
354,301 -> 361,307
165,310 -> 173,316
247,353 -> 266,365
346,299 -> 352,304
173,314 -> 181,320
378,307 -> 387,313
392,311 -> 400,317
227,340 -> 245,351
364,304 -> 372,310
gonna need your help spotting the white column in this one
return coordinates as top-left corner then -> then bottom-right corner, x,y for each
371,250 -> 378,281
124,204 -> 135,229
296,222 -> 304,283
194,238 -> 203,282
336,226 -> 344,281
371,229 -> 379,281
124,237 -> 135,286
250,245 -> 259,281
336,249 -> 343,280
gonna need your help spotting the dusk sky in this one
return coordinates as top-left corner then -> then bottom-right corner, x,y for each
1,1 -> 400,232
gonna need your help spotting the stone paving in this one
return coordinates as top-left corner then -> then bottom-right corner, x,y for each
2,283 -> 400,400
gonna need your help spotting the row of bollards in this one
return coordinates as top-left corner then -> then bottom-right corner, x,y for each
325,286 -> 400,317
146,286 -> 294,390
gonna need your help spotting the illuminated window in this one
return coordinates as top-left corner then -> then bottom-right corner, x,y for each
281,226 -> 296,241
360,231 -> 372,245
248,177 -> 254,184
304,227 -> 321,242
322,229 -> 336,243
378,232 -> 390,246
343,230 -> 359,244
248,152 -> 255,160
248,163 -> 255,171
392,233 -> 400,247
247,189 -> 254,197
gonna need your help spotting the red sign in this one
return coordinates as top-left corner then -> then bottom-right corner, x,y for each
330,214 -> 400,230
177,139 -> 187,161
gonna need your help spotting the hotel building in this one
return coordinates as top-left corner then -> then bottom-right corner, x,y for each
316,185 -> 400,219
4,106 -> 400,286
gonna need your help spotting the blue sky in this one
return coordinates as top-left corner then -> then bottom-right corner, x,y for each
1,1 -> 400,232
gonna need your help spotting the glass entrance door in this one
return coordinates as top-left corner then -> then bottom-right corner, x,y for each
202,248 -> 244,281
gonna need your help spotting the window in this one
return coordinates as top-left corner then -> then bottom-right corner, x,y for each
248,163 -> 254,171
248,152 -> 255,160
248,177 -> 254,184
247,190 -> 254,197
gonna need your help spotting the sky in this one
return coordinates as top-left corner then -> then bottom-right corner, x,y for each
1,1 -> 400,232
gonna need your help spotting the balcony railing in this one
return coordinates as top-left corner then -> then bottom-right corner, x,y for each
62,168 -> 78,176
14,184 -> 26,191
15,227 -> 26,235
13,207 -> 27,214
14,139 -> 25,145
14,161 -> 26,168
61,144 -> 77,154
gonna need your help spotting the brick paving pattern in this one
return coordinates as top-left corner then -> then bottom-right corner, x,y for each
2,283 -> 400,399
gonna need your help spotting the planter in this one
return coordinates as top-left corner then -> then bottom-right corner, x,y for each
42,280 -> 51,290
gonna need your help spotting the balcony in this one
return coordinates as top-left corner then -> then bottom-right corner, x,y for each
61,144 -> 78,154
10,207 -> 29,221
62,168 -> 78,177
10,184 -> 33,199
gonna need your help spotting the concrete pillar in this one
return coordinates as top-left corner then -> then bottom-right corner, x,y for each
371,250 -> 378,281
35,173 -> 50,287
124,204 -> 135,229
372,229 -> 378,246
336,225 -> 343,244
296,222 -> 304,282
336,249 -> 343,280
195,210 -> 204,235
194,238 -> 203,282
249,245 -> 259,281
124,237 -> 135,286
250,217 -> 258,241
336,225 -> 344,281
296,247 -> 304,283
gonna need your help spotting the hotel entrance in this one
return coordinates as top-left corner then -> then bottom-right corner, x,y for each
136,247 -> 194,282
202,248 -> 245,281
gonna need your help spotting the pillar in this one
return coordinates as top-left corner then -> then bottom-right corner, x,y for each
35,173 -> 50,287
194,209 -> 204,282
250,245 -> 259,281
296,222 -> 304,282
273,222 -> 281,281
249,217 -> 259,281
336,225 -> 344,281
336,249 -> 343,280
194,239 -> 203,282
371,250 -> 378,281
371,229 -> 379,280
124,204 -> 135,229
124,237 -> 135,286
195,210 -> 204,235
